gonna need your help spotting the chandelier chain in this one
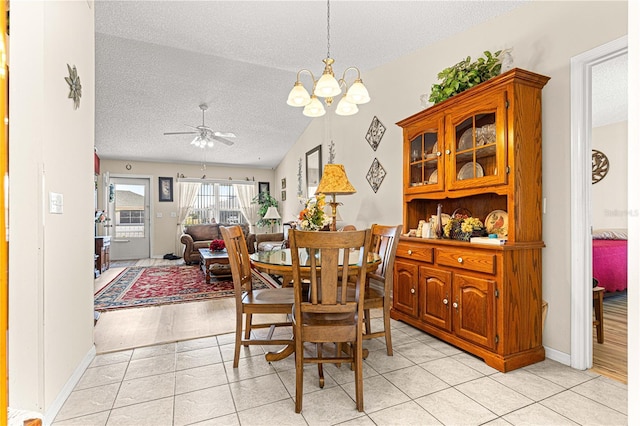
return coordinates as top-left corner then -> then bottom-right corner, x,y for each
326,0 -> 331,59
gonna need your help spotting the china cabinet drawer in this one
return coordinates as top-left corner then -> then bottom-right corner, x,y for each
396,242 -> 433,263
435,248 -> 495,275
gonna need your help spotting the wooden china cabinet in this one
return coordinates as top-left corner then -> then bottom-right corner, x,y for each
392,68 -> 550,372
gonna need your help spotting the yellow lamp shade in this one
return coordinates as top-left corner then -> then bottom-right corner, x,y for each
315,164 -> 356,196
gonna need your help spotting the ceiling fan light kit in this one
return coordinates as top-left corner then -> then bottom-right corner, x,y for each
287,0 -> 370,117
164,103 -> 236,148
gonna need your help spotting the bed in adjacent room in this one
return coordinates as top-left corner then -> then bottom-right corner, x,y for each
592,229 -> 628,293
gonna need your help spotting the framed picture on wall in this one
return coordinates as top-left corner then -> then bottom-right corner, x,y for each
258,181 -> 270,202
281,178 -> 286,189
159,177 -> 173,202
281,190 -> 287,201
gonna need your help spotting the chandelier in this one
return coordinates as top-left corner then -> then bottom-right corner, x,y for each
286,0 -> 370,117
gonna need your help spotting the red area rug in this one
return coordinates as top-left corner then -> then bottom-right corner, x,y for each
94,265 -> 277,311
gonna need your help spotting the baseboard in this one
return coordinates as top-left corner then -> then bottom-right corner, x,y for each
543,345 -> 571,367
43,345 -> 97,425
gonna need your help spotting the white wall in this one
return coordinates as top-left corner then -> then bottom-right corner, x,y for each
592,121 -> 628,229
276,1 -> 628,356
9,0 -> 95,418
99,159 -> 275,257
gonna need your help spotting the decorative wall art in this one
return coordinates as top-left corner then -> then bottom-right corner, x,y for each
328,140 -> 336,164
592,149 -> 609,184
281,178 -> 286,189
281,190 -> 287,201
159,177 -> 173,202
366,158 -> 387,193
65,64 -> 82,110
365,116 -> 386,151
258,182 -> 270,202
297,158 -> 303,197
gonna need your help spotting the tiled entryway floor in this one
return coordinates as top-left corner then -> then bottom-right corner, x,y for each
53,318 -> 628,425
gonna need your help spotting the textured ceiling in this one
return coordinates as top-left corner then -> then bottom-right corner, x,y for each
94,1 -> 625,169
592,53 -> 628,128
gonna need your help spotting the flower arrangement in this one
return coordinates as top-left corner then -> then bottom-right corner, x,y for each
209,239 -> 225,251
444,212 -> 485,241
298,194 -> 330,231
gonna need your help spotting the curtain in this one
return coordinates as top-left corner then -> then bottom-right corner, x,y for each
235,183 -> 259,233
175,181 -> 202,256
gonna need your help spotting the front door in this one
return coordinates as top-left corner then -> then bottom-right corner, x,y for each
107,177 -> 151,260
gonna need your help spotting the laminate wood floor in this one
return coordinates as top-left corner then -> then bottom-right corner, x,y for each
591,291 -> 627,384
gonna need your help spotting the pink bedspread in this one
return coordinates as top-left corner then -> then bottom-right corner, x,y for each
593,239 -> 627,292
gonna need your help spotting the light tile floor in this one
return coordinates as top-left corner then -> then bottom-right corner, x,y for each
53,318 -> 628,425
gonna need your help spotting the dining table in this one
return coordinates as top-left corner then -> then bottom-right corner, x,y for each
250,247 -> 381,288
249,247 -> 381,361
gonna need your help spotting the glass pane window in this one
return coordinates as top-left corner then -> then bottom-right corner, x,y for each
114,184 -> 146,238
186,182 -> 248,225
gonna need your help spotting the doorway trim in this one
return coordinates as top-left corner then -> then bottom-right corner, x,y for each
570,35 -> 627,370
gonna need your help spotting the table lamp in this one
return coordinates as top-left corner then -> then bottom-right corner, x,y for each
315,164 -> 356,231
263,206 -> 281,233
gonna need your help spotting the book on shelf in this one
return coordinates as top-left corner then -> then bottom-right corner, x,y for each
470,236 -> 507,245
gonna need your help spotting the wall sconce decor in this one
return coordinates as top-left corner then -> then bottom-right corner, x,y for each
365,116 -> 386,151
366,158 -> 386,193
592,149 -> 609,184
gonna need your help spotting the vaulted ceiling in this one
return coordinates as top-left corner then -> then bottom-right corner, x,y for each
94,1 -> 626,169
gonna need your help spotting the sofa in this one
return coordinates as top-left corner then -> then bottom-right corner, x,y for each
256,232 -> 288,252
180,223 -> 256,264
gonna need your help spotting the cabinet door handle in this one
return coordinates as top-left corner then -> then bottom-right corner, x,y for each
407,250 -> 413,255
457,257 -> 463,263
436,151 -> 442,157
452,302 -> 458,309
443,298 -> 448,305
445,149 -> 451,155
410,288 -> 416,294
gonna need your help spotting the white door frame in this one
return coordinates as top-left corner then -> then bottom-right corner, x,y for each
570,36 -> 627,370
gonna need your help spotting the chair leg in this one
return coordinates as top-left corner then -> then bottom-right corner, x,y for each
295,332 -> 304,413
383,301 -> 393,356
244,313 -> 252,346
364,309 -> 372,335
317,343 -> 324,388
354,338 -> 364,412
233,312 -> 243,368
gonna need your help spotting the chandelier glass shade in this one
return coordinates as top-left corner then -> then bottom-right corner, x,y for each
286,0 -> 370,117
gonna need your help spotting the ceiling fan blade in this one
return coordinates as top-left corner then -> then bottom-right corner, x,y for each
214,131 -> 236,138
164,131 -> 198,135
212,135 -> 235,146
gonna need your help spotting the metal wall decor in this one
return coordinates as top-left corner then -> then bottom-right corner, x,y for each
297,158 -> 303,197
65,64 -> 82,109
328,140 -> 336,164
365,116 -> 386,151
366,158 -> 386,193
592,149 -> 609,184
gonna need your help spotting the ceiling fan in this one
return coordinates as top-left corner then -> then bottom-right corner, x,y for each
163,103 -> 236,148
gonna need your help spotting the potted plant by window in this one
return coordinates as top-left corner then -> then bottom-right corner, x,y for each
252,193 -> 280,229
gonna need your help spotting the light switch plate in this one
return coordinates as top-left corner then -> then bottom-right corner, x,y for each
49,192 -> 63,214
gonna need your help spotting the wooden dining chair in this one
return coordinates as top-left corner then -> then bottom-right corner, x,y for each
220,225 -> 295,368
289,228 -> 372,413
361,224 -> 402,355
